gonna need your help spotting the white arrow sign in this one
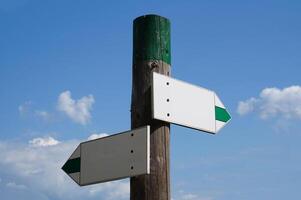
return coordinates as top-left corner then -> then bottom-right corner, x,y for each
62,126 -> 150,186
152,72 -> 231,134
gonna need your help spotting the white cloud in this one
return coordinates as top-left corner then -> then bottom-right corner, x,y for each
29,136 -> 60,147
0,137 -> 129,200
237,85 -> 301,119
237,97 -> 258,115
6,181 -> 27,190
18,102 -> 52,122
57,91 -> 95,125
87,133 -> 109,140
34,110 -> 51,121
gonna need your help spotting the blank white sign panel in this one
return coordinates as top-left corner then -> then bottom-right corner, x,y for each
80,126 -> 150,186
152,72 -> 216,133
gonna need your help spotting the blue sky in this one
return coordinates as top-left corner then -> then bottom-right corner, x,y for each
1,0 -> 301,200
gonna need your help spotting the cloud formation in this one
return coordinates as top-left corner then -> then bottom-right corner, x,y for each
18,102 -> 52,122
0,135 -> 129,200
34,110 -> 51,121
29,136 -> 60,147
57,91 -> 95,125
237,85 -> 301,119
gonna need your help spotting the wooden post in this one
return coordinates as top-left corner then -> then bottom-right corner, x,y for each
130,15 -> 171,200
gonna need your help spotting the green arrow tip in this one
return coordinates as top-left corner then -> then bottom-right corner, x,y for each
62,157 -> 81,174
215,106 -> 231,123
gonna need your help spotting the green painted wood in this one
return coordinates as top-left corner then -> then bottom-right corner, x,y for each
215,106 -> 231,122
133,14 -> 171,65
62,157 -> 81,174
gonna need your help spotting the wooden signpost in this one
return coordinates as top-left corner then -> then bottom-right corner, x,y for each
130,15 -> 171,200
62,14 -> 231,200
